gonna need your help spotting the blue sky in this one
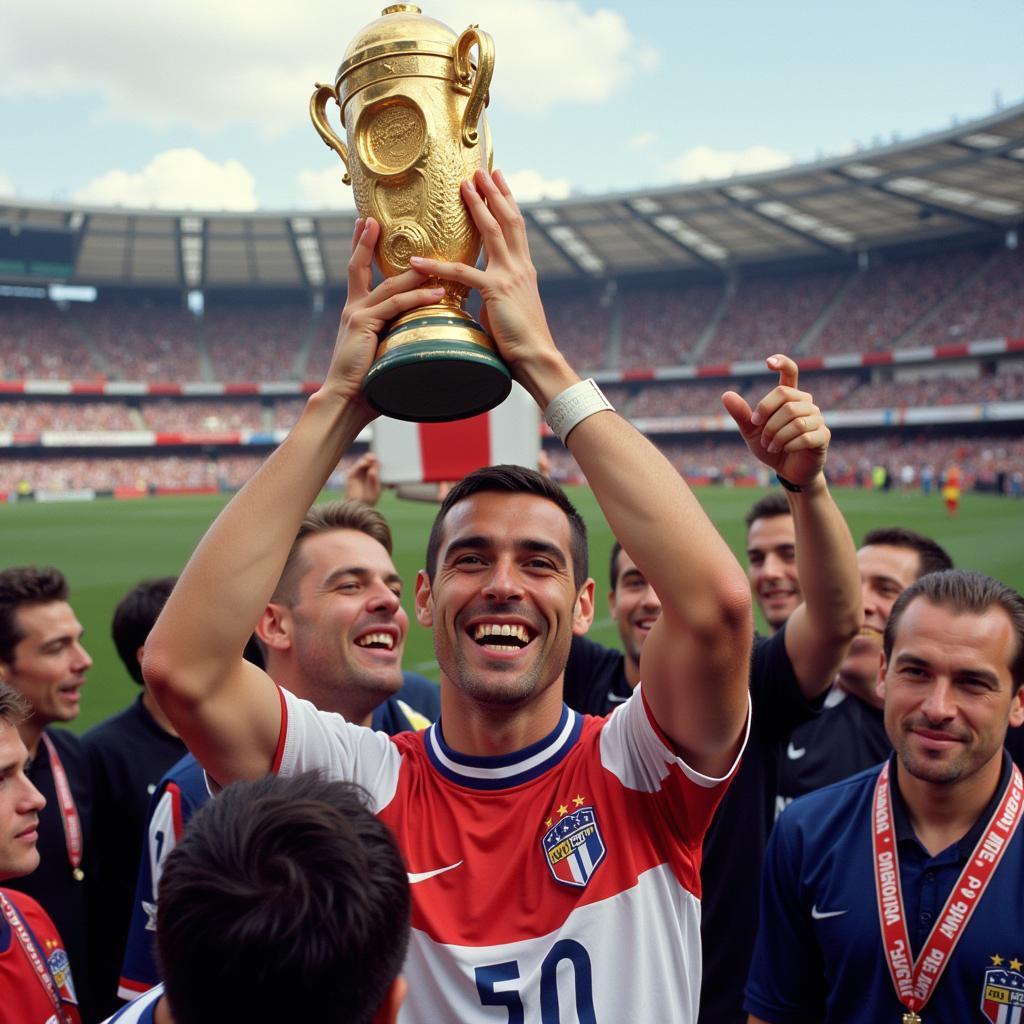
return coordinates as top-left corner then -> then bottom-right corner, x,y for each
1,0 -> 1021,210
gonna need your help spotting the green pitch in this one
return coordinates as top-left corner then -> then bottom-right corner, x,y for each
2,487 -> 1021,732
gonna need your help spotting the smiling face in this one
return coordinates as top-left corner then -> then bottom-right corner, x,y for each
0,720 -> 46,880
609,549 -> 661,677
837,544 -> 923,704
746,513 -> 801,631
278,529 -> 408,720
880,597 -> 1023,788
416,491 -> 594,709
0,602 -> 91,728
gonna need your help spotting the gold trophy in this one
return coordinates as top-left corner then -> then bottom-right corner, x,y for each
310,4 -> 511,422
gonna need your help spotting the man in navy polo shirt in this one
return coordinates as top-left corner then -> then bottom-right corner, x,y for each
746,569 -> 1024,1023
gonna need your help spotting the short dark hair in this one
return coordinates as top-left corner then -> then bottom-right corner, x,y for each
884,570 -> 1024,692
0,682 -> 30,727
272,500 -> 394,606
112,577 -> 177,686
157,772 -> 410,1024
745,491 -> 791,530
425,465 -> 589,589
0,567 -> 69,664
861,527 -> 953,579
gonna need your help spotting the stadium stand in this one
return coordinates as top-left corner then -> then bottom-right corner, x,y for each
2,97 -> 1022,502
701,271 -> 846,364
0,299 -> 99,380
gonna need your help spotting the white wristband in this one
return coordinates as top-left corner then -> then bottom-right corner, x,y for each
544,378 -> 615,444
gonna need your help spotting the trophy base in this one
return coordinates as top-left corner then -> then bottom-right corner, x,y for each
363,310 -> 512,423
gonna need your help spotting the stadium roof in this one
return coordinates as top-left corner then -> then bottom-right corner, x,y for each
2,102 -> 1023,291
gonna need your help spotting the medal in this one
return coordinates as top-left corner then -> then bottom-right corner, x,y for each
72,867 -> 85,882
873,760 -> 1023,1021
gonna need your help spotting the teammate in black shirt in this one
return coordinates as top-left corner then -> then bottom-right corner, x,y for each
777,526 -> 954,816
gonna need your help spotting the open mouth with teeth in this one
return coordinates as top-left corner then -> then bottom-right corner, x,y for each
472,623 -> 535,651
355,632 -> 396,650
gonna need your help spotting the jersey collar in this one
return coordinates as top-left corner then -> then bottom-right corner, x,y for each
425,704 -> 583,790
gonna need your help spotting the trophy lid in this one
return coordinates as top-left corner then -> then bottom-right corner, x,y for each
337,5 -> 458,82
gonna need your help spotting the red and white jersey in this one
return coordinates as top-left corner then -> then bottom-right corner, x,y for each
275,686 -> 747,1024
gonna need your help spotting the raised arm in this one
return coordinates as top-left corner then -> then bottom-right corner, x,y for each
410,169 -> 752,777
722,357 -> 861,697
143,220 -> 444,785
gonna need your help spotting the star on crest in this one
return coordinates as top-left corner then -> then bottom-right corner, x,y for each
573,794 -> 585,807
557,803 -> 569,816
992,954 -> 1005,966
544,818 -> 552,828
1011,958 -> 1023,972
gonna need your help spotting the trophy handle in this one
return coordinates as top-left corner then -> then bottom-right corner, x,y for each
309,82 -> 352,185
453,26 -> 494,148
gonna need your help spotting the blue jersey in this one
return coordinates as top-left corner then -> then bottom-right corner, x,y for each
745,753 -> 1024,1023
117,676 -> 437,1001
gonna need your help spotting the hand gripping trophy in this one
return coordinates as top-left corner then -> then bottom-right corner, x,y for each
310,4 -> 510,422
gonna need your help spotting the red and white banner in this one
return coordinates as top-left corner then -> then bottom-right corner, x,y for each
373,383 -> 540,484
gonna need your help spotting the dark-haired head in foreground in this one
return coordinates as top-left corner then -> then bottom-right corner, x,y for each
157,772 -> 410,1024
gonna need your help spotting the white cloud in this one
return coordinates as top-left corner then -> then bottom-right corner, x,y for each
297,166 -> 357,210
502,168 -> 572,202
72,149 -> 259,210
443,1 -> 657,113
629,131 -> 656,150
0,171 -> 14,196
0,1 -> 657,133
663,145 -> 793,183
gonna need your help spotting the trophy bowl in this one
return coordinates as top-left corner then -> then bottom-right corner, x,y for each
310,4 -> 511,422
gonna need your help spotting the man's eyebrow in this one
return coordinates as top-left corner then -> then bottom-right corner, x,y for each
518,539 -> 568,566
444,535 -> 492,560
869,574 -> 904,589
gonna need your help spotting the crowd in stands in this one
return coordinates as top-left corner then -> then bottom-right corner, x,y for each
814,248 -> 989,355
204,303 -> 313,382
627,379 -> 749,418
833,371 -> 1024,409
0,451 -> 361,494
702,271 -> 845,364
0,300 -> 99,380
618,282 -> 721,368
913,247 -> 1024,346
138,399 -> 266,433
543,290 -> 613,371
1,244 -> 1022,387
0,401 -> 137,433
75,304 -> 201,381
545,431 -> 1024,494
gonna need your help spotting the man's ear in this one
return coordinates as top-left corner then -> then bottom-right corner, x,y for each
1009,686 -> 1024,730
573,578 -> 596,637
875,649 -> 888,704
415,570 -> 433,628
372,975 -> 407,1024
256,603 -> 292,652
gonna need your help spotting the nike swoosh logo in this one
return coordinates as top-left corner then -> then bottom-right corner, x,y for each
787,742 -> 806,760
408,860 -> 463,884
811,905 -> 847,920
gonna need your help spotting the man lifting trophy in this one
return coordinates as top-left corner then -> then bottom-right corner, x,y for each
310,4 -> 510,422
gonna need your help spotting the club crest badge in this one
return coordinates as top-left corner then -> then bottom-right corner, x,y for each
981,966 -> 1024,1023
542,806 -> 606,889
47,946 -> 77,1003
